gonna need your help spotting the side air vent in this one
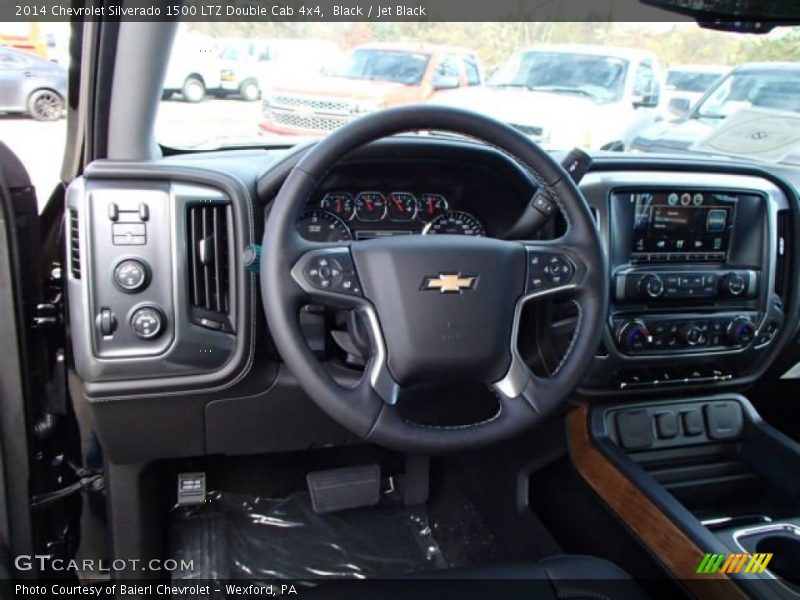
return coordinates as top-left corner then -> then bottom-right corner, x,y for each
775,209 -> 788,298
69,209 -> 81,279
187,203 -> 234,332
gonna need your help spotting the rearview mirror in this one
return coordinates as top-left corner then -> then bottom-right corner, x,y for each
668,97 -> 692,118
433,74 -> 460,91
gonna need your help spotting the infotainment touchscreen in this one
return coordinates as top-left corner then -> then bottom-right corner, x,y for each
629,191 -> 737,259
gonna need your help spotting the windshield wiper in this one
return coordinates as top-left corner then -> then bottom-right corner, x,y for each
487,82 -> 533,89
529,85 -> 598,99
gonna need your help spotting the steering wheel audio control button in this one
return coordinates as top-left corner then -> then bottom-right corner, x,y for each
302,251 -> 363,297
526,250 -> 575,292
113,258 -> 150,293
130,306 -> 164,339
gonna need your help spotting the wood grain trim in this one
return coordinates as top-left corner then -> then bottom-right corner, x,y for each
567,405 -> 748,600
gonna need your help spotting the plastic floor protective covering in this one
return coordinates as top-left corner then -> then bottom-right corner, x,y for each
170,490 -> 448,582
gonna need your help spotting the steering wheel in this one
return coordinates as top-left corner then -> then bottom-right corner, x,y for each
261,106 -> 607,453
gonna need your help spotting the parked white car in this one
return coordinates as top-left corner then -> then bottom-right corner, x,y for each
662,64 -> 729,119
218,38 -> 341,102
433,44 -> 663,151
162,34 -> 223,103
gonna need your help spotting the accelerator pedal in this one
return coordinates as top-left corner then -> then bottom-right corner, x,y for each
306,464 -> 381,514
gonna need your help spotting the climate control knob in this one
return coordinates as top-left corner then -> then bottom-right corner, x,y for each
640,274 -> 664,299
727,317 -> 756,345
679,324 -> 706,346
721,272 -> 747,297
616,320 -> 652,352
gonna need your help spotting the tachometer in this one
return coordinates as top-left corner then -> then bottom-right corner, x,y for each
423,211 -> 486,236
297,210 -> 352,242
354,191 -> 387,222
387,192 -> 417,222
320,192 -> 354,219
417,193 -> 448,223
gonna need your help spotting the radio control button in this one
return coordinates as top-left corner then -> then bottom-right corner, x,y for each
721,273 -> 747,296
640,274 -> 664,298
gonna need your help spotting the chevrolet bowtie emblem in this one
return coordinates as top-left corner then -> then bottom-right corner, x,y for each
421,273 -> 478,294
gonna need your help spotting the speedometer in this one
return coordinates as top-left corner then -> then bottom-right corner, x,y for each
423,211 -> 486,236
297,210 -> 352,242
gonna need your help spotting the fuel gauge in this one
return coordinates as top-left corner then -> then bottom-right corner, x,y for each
320,192 -> 354,219
355,192 -> 387,222
417,193 -> 448,223
387,192 -> 417,222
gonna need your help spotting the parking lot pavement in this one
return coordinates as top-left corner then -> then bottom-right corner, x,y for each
1,98 -> 266,212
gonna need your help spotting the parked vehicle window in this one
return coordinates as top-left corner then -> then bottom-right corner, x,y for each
464,56 -> 481,86
666,70 -> 724,93
334,49 -> 430,86
697,71 -> 800,118
489,51 -> 628,103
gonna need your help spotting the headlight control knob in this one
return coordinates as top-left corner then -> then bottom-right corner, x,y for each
113,259 -> 150,293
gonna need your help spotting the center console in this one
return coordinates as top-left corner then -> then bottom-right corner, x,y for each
571,394 -> 800,598
577,171 -> 790,394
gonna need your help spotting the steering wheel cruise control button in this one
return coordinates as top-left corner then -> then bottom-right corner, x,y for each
130,306 -> 164,339
113,259 -> 150,293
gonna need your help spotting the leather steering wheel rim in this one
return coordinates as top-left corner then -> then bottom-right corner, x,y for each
261,105 -> 607,453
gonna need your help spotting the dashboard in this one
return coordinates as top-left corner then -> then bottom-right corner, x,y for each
61,138 -> 800,463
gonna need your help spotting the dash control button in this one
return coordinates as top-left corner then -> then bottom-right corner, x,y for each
113,259 -> 150,293
130,306 -> 164,339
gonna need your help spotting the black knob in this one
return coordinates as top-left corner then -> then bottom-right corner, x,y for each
616,320 -> 652,351
130,306 -> 164,340
727,317 -> 755,345
113,259 -> 150,293
721,272 -> 747,297
640,274 -> 664,299
679,324 -> 706,346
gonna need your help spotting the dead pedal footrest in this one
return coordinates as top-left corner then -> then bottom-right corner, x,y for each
306,464 -> 381,514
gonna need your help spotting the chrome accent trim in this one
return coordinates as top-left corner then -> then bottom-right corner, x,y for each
290,247 -> 400,404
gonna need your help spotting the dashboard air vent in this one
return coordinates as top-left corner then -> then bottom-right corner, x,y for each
69,209 -> 81,279
187,203 -> 233,331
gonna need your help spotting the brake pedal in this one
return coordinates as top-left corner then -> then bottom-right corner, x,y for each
307,464 -> 380,514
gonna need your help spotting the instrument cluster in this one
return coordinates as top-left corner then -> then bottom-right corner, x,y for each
297,191 -> 486,242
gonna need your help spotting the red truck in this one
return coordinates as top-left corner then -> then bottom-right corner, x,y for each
258,42 -> 483,136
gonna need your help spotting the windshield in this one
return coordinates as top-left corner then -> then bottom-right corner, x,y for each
149,22 -> 800,165
695,70 -> 800,118
488,51 -> 628,102
332,49 -> 431,85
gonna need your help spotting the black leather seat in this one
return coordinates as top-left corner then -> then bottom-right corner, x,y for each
307,555 -> 649,599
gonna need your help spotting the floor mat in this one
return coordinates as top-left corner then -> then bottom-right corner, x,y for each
170,490 -> 447,581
